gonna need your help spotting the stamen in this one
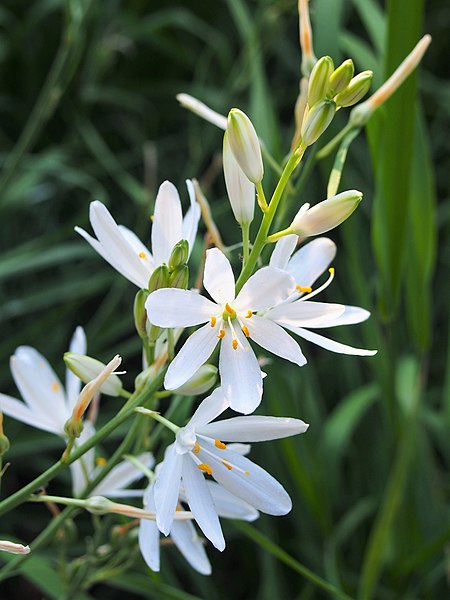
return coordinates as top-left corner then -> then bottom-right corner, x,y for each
150,215 -> 154,222
244,471 -> 250,476
195,438 -> 250,476
52,382 -> 59,393
232,339 -> 238,350
96,457 -> 107,466
300,267 -> 335,301
210,316 -> 217,327
228,318 -> 245,350
217,329 -> 225,339
222,461 -> 232,470
193,442 -> 200,454
245,310 -> 252,318
138,251 -> 146,259
242,325 -> 250,337
296,285 -> 312,293
198,463 -> 212,475
225,303 -> 235,315
215,439 -> 226,450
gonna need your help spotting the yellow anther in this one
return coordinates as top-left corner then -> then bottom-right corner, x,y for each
193,442 -> 200,454
244,471 -> 250,476
232,339 -> 238,350
138,251 -> 146,259
39,362 -> 45,369
52,382 -> 59,393
217,329 -> 225,339
296,285 -> 312,293
329,267 -> 335,274
198,463 -> 212,475
222,461 -> 232,470
210,316 -> 217,327
215,439 -> 226,450
225,303 -> 235,315
242,325 -> 250,337
150,215 -> 154,222
245,310 -> 252,318
96,457 -> 107,466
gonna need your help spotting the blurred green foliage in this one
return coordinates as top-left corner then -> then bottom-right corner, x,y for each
0,0 -> 448,598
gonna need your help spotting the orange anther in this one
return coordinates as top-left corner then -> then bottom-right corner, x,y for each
225,303 -> 235,315
242,325 -> 250,337
232,339 -> 238,350
296,285 -> 312,293
138,251 -> 146,259
198,463 -> 212,475
52,382 -> 59,393
210,316 -> 217,327
193,442 -> 200,454
96,457 -> 107,466
217,329 -> 225,339
245,310 -> 252,318
215,439 -> 226,450
222,461 -> 232,470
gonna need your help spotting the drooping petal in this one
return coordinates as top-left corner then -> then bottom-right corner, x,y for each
146,289 -> 217,328
234,267 -> 295,312
245,315 -> 306,366
151,181 -> 183,267
10,347 -> 68,433
139,484 -> 161,572
170,518 -> 212,575
0,393 -> 58,434
219,327 -> 262,414
207,481 -> 259,522
311,305 -> 371,327
203,248 -> 236,305
286,237 -> 336,287
200,415 -> 309,442
154,445 -> 183,536
182,180 -> 201,258
189,388 -> 229,431
90,452 -> 154,497
266,300 -> 344,327
182,456 -> 225,551
269,235 -> 298,270
292,327 -> 377,356
65,327 -> 87,412
199,441 -> 292,515
165,324 -> 219,391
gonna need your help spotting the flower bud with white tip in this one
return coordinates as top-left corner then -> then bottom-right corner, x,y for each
301,99 -> 336,146
227,109 -> 263,184
290,190 -> 363,238
173,364 -> 218,396
335,71 -> 373,107
223,130 -> 255,225
0,540 -> 30,555
64,353 -> 123,397
307,56 -> 334,106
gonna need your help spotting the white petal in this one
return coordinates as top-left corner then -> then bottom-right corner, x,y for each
287,237 -> 336,287
189,388 -> 228,431
91,452 -> 154,497
0,393 -> 59,434
227,443 -> 251,455
170,518 -> 212,575
245,315 -> 306,366
155,445 -> 183,536
65,327 -> 86,411
269,235 -> 298,270
219,327 -> 262,414
165,324 -> 219,390
10,347 -> 68,433
199,441 -> 291,515
293,327 -> 378,356
146,289 -> 217,328
200,415 -> 309,442
207,481 -> 259,522
234,267 -> 295,312
203,248 -> 235,305
152,181 -> 183,266
139,484 -> 161,572
182,455 -> 225,551
118,225 -> 154,271
312,305 -> 371,327
266,300 -> 345,327
182,180 -> 201,258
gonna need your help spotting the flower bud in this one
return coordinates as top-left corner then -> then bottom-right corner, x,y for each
307,56 -> 334,106
335,71 -> 373,107
168,240 -> 189,272
134,289 -> 149,339
169,265 -> 189,289
227,108 -> 264,184
223,131 -> 255,225
0,540 -> 30,555
291,190 -> 363,237
64,416 -> 84,439
174,364 -> 218,396
64,353 -> 123,397
328,59 -> 354,97
0,412 -> 9,457
148,324 -> 161,344
85,496 -> 114,515
148,264 -> 170,293
301,99 -> 336,146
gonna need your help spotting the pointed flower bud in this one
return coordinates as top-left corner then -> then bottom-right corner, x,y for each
223,131 -> 255,225
291,190 -> 363,237
335,71 -> 373,107
328,59 -> 354,97
148,264 -> 169,293
301,99 -> 336,146
169,264 -> 189,289
64,353 -> 123,397
168,240 -> 189,272
0,540 -> 31,555
227,108 -> 264,184
176,93 -> 227,130
134,289 -> 150,339
307,56 -> 334,106
174,364 -> 218,396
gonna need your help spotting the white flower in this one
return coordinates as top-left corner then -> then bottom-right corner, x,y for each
152,388 -> 308,550
139,454 -> 258,575
227,109 -> 264,184
146,248 -> 341,413
223,130 -> 255,225
75,180 -> 201,289
0,540 -> 30,555
269,235 -> 377,356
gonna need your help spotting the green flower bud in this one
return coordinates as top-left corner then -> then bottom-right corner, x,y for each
0,433 -> 10,457
328,59 -> 354,97
174,364 -> 218,396
169,265 -> 189,290
148,324 -> 161,344
134,289 -> 149,339
64,416 -> 84,439
85,496 -> 114,515
301,99 -> 336,146
135,364 -> 156,392
307,56 -> 334,106
168,240 -> 189,272
335,70 -> 373,107
147,264 -> 170,294
227,108 -> 264,184
64,353 -> 123,397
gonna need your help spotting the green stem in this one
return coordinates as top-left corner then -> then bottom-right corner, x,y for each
241,222 -> 250,266
255,181 -> 269,212
316,122 -> 356,159
134,408 -> 179,434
